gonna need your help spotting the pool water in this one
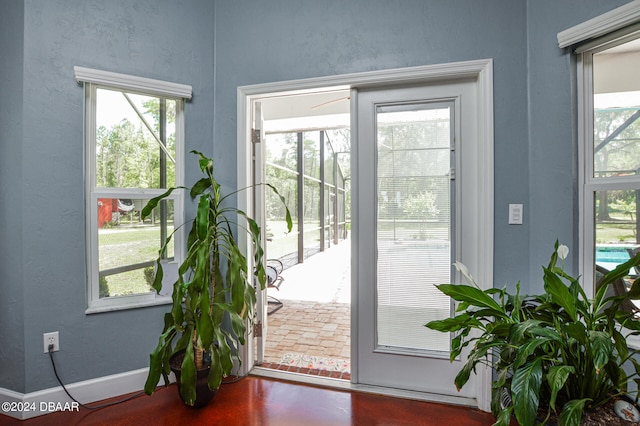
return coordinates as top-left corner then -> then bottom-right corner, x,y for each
596,245 -> 636,271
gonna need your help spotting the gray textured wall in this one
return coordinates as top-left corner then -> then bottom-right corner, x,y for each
1,0 -> 214,394
0,0 -> 634,394
0,0 -> 26,394
526,0 -> 630,282
213,0 -> 533,288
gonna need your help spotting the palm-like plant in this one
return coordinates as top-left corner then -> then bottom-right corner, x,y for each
142,150 -> 291,406
426,242 -> 640,426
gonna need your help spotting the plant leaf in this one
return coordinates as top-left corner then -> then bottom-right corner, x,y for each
180,344 -> 197,406
510,319 -> 543,343
493,405 -> 514,426
266,183 -> 293,232
513,338 -> 548,370
558,398 -> 591,426
543,266 -> 577,321
589,330 -> 613,371
190,177 -> 211,198
208,346 -> 223,390
141,187 -> 177,220
144,324 -> 177,395
195,194 -> 210,241
425,313 -> 480,332
547,365 -> 574,411
435,284 -> 506,318
511,358 -> 542,426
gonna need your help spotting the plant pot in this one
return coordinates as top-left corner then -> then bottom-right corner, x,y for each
169,350 -> 218,408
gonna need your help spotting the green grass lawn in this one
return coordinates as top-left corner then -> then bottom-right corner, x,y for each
596,223 -> 637,244
99,225 -> 173,297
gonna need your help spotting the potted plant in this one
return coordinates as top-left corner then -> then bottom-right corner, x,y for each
426,241 -> 640,426
142,150 -> 291,407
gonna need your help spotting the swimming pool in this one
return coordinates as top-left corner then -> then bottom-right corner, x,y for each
596,244 -> 638,272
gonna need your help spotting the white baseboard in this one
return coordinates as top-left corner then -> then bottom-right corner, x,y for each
0,368 -> 175,420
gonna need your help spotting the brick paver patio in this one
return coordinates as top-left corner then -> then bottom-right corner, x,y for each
258,239 -> 351,378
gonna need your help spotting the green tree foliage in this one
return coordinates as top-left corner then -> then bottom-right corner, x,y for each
594,109 -> 640,222
96,97 -> 176,189
594,109 -> 640,176
377,119 -> 449,223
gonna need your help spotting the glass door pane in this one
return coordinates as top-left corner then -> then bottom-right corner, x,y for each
376,102 -> 453,354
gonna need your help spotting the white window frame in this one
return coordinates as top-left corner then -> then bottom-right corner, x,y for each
558,2 -> 640,292
560,2 -> 640,347
75,67 -> 191,313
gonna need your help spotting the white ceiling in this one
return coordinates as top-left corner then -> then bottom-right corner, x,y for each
259,89 -> 350,121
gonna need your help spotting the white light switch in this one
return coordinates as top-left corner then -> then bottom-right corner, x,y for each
509,204 -> 523,225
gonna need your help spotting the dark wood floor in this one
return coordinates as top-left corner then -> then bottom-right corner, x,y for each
2,376 -> 499,425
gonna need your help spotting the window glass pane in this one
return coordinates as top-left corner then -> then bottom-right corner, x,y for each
326,129 -> 351,242
97,198 -> 174,298
266,133 -> 297,170
593,42 -> 640,178
303,178 -> 321,257
595,189 -> 638,245
376,103 -> 452,353
591,38 -> 640,287
95,88 -> 176,189
266,147 -> 298,268
304,132 -> 321,180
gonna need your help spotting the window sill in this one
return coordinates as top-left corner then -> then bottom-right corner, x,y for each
85,295 -> 172,314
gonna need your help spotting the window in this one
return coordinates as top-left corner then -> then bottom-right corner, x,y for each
75,67 -> 191,312
576,33 -> 640,293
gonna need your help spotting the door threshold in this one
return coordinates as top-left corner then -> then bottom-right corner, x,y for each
256,360 -> 350,380
250,366 -> 479,408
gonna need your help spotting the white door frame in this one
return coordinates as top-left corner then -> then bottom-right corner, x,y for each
236,59 -> 494,412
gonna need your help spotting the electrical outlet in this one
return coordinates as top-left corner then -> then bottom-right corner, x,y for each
43,331 -> 59,353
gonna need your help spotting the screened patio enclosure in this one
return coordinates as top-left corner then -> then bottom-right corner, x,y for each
592,102 -> 640,272
265,128 -> 350,270
593,104 -> 640,245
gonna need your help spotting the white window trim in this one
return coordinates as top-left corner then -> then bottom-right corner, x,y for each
557,0 -> 640,49
76,68 -> 190,313
561,7 -> 640,348
74,66 -> 192,99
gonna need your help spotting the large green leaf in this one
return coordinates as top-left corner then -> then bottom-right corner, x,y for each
425,313 -> 480,332
195,194 -> 210,241
144,324 -> 177,395
588,330 -> 613,372
180,344 -> 197,406
191,149 -> 213,178
493,405 -> 514,426
215,329 -> 233,374
599,253 -> 640,290
628,277 -> 640,299
558,398 -> 591,426
265,183 -> 293,232
151,258 -> 164,294
141,187 -> 178,220
513,338 -> 548,370
562,321 -> 587,343
511,358 -> 542,426
190,177 -> 211,198
196,291 -> 214,349
435,284 -> 506,317
208,347 -> 223,390
543,267 -> 577,321
510,320 -> 543,343
547,365 -> 574,410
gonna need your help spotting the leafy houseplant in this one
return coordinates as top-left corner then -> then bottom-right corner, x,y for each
426,242 -> 640,426
142,150 -> 291,407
